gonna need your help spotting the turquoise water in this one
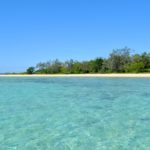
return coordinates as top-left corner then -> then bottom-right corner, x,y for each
0,77 -> 150,150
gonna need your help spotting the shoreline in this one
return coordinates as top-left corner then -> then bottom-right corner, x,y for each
1,73 -> 150,77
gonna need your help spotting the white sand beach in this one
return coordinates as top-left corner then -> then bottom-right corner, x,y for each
1,74 -> 150,77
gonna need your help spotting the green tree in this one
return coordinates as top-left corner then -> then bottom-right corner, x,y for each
51,59 -> 62,73
26,67 -> 35,74
141,52 -> 150,69
125,62 -> 145,73
107,47 -> 131,72
63,59 -> 74,73
27,47 -> 150,74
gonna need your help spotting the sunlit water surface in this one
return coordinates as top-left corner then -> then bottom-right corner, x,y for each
0,77 -> 149,150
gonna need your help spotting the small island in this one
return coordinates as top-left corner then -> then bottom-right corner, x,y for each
23,47 -> 150,76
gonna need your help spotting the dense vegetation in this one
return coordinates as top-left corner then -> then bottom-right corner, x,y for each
26,47 -> 150,74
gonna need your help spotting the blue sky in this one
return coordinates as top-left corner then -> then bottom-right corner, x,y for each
0,0 -> 150,72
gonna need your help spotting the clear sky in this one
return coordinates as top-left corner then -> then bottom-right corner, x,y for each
0,0 -> 150,72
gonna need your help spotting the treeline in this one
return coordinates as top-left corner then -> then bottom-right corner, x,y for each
26,47 -> 150,74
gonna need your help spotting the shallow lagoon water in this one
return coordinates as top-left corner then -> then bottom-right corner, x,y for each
0,77 -> 150,150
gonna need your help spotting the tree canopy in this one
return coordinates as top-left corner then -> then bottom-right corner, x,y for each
26,67 -> 35,74
26,47 -> 150,74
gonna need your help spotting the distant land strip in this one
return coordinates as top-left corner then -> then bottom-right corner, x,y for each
1,74 -> 150,77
